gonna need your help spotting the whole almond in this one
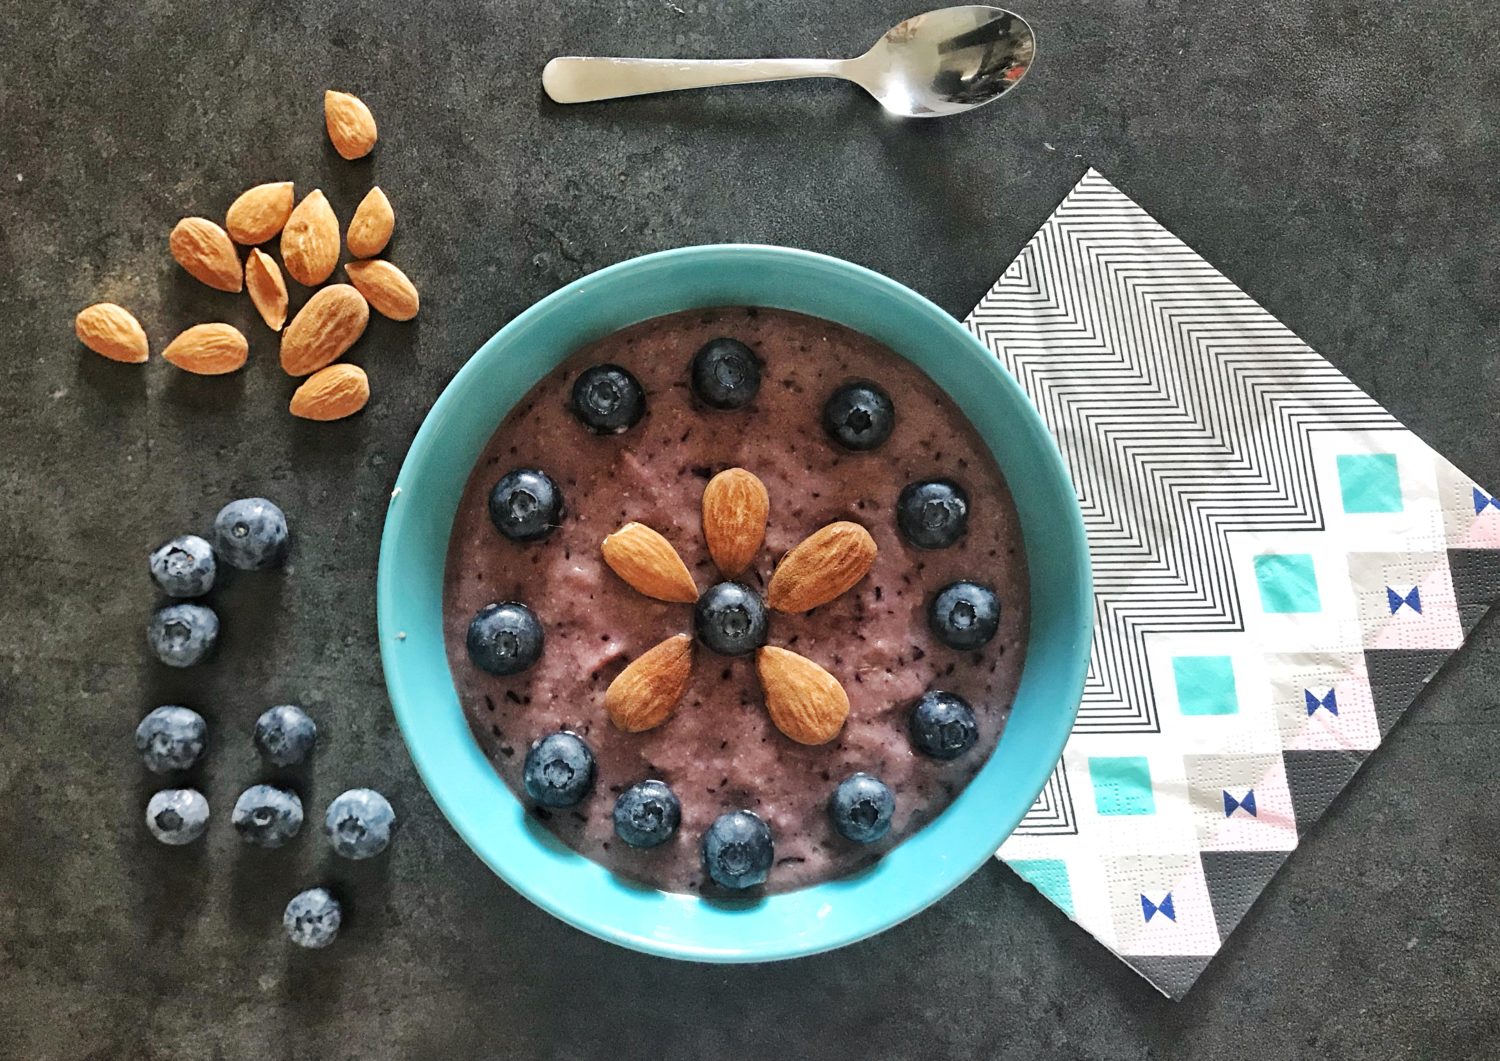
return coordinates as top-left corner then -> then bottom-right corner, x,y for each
757,646 -> 849,745
290,363 -> 370,421
344,259 -> 419,321
766,521 -> 877,614
225,181 -> 295,244
604,634 -> 693,732
74,303 -> 148,363
280,189 -> 340,286
702,468 -> 769,576
324,90 -> 378,160
347,186 -> 394,258
601,523 -> 698,603
280,284 -> 369,376
161,323 -> 248,376
169,217 -> 243,292
245,249 -> 289,331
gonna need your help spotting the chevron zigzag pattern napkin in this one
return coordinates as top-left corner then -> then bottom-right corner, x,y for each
966,169 -> 1500,998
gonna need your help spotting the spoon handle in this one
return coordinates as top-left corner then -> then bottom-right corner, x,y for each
542,57 -> 848,104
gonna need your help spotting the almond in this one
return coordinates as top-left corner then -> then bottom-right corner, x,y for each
601,523 -> 698,603
756,646 -> 849,745
280,189 -> 340,286
702,468 -> 769,576
169,217 -> 243,292
347,186 -> 394,258
290,363 -> 370,421
245,249 -> 288,331
225,181 -> 294,244
324,90 -> 378,160
161,323 -> 248,375
280,284 -> 369,376
766,521 -> 877,614
344,259 -> 419,321
604,634 -> 693,732
74,303 -> 148,363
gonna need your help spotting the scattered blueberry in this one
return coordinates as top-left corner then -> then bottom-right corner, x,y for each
909,690 -> 980,760
701,810 -> 774,890
487,468 -> 564,543
466,602 -> 544,676
147,603 -> 219,667
212,497 -> 289,571
828,773 -> 896,843
693,581 -> 769,657
927,580 -> 1000,650
284,887 -> 342,949
148,534 -> 217,598
822,380 -> 895,451
613,780 -> 682,848
231,784 -> 304,848
571,364 -> 645,434
897,478 -> 970,550
135,705 -> 207,773
324,788 -> 396,860
145,788 -> 210,845
254,705 -> 318,767
690,338 -> 762,409
523,731 -> 595,808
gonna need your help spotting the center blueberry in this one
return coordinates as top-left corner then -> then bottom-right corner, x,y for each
693,581 -> 770,657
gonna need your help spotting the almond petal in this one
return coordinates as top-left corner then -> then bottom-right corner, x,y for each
601,523 -> 698,603
756,646 -> 849,745
74,303 -> 148,363
245,249 -> 289,331
169,217 -> 243,292
280,284 -> 369,376
225,181 -> 295,244
345,259 -> 419,321
161,323 -> 248,376
604,634 -> 694,732
324,90 -> 378,160
702,468 -> 769,577
347,186 -> 394,258
280,189 -> 340,286
290,363 -> 370,421
765,521 -> 877,614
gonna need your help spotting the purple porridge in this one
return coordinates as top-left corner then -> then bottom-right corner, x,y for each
442,306 -> 1029,894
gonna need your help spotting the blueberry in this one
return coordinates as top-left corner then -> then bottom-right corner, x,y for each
145,788 -> 210,845
466,602 -> 544,676
571,364 -> 645,434
284,887 -> 342,949
822,381 -> 895,451
690,338 -> 762,409
212,497 -> 289,571
701,810 -> 774,890
828,772 -> 896,843
148,534 -> 217,598
135,705 -> 207,773
897,479 -> 970,550
693,581 -> 769,657
231,784 -> 304,848
928,580 -> 1000,650
613,780 -> 682,848
522,731 -> 595,808
487,468 -> 564,543
324,788 -> 396,860
147,603 -> 219,667
909,690 -> 979,760
254,705 -> 317,767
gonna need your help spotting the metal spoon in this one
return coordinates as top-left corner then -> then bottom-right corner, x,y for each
542,6 -> 1035,118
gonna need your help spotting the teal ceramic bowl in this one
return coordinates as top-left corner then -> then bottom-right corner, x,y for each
378,244 -> 1091,962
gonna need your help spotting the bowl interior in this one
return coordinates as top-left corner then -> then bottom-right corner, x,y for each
378,245 -> 1092,961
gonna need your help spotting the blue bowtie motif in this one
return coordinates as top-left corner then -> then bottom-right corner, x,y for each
1386,586 -> 1422,615
1473,488 -> 1500,515
1223,789 -> 1257,817
1140,892 -> 1176,923
1304,687 -> 1339,716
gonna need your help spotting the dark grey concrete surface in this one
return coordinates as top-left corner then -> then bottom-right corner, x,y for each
3,0 -> 1498,1057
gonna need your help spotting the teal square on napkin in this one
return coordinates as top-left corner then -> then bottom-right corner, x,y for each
1008,859 -> 1075,915
1337,453 -> 1403,513
1254,553 -> 1321,613
1088,756 -> 1156,815
1172,655 -> 1239,715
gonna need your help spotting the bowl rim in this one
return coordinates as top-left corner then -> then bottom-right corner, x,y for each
378,244 -> 1092,962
